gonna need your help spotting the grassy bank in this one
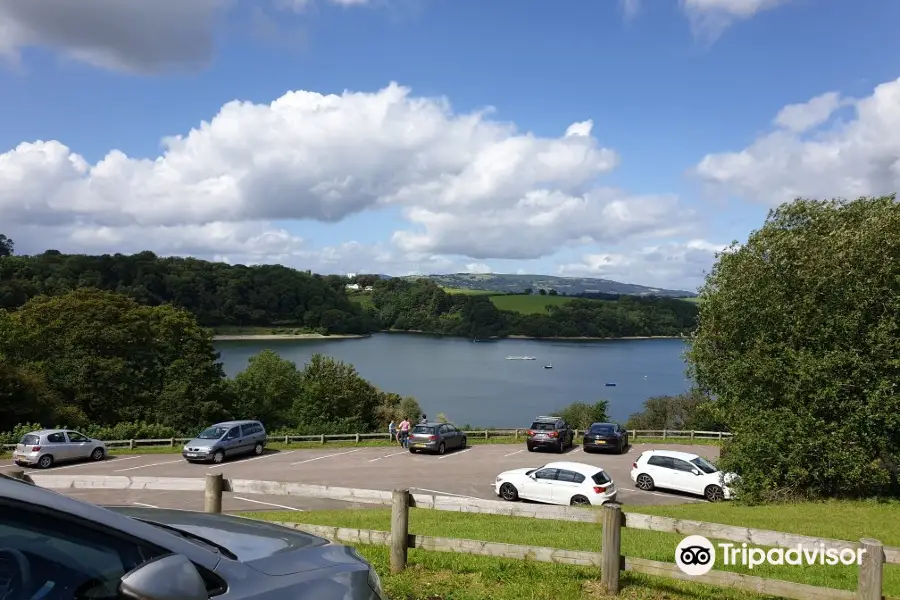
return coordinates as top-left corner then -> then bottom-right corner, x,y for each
246,500 -> 900,600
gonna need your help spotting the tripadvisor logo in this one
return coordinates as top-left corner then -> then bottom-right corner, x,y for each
675,535 -> 866,576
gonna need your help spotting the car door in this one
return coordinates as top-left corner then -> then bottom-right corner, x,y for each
65,431 -> 92,460
45,431 -> 70,461
223,427 -> 242,456
670,458 -> 702,493
240,424 -> 257,454
619,425 -> 629,447
645,455 -> 677,490
445,425 -> 461,448
550,469 -> 585,505
522,467 -> 557,503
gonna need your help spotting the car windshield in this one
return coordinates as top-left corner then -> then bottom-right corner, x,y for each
691,457 -> 718,474
590,425 -> 614,434
412,426 -> 434,434
530,422 -> 554,431
20,434 -> 40,445
197,426 -> 228,440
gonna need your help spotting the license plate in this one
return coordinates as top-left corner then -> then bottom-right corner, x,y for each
597,440 -> 606,444
186,453 -> 198,458
414,444 -> 426,448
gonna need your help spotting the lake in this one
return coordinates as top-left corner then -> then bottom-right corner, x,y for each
214,334 -> 691,428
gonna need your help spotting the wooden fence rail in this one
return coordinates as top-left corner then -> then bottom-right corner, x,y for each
7,472 -> 895,600
1,428 -> 732,451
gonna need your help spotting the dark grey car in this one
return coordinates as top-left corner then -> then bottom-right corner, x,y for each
183,420 -> 267,464
0,473 -> 387,600
408,422 -> 467,455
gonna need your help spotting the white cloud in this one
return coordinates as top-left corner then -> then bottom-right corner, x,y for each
682,0 -> 794,40
558,239 -> 728,290
1,82 -> 694,267
694,77 -> 900,207
0,0 -> 229,73
465,263 -> 492,274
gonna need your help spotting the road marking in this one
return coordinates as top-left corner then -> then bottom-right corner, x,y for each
234,496 -> 304,511
115,459 -> 182,472
368,451 -> 408,463
503,450 -> 524,457
412,487 -> 480,500
569,447 -> 581,453
617,487 -> 704,502
290,448 -> 363,466
133,502 -> 159,508
208,450 -> 296,469
437,448 -> 472,460
47,456 -> 141,471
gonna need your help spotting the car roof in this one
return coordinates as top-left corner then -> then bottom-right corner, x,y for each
24,429 -> 66,436
640,449 -> 700,461
211,420 -> 261,427
414,422 -> 449,427
588,422 -> 617,427
533,416 -> 562,422
542,461 -> 605,474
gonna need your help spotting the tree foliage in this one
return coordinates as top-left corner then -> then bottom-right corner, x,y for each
625,390 -> 726,431
370,279 -> 697,339
0,234 -> 12,257
686,196 -> 900,502
0,249 -> 372,333
556,400 -> 611,430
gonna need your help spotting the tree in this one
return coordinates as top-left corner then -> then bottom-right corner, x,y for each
548,289 -> 558,296
625,389 -> 725,431
230,351 -> 303,430
538,289 -> 547,295
373,392 -> 422,429
0,234 -> 12,257
293,354 -> 383,432
556,400 -> 610,430
686,196 -> 900,502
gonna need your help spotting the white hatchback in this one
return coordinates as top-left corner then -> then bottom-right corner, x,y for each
495,461 -> 617,507
630,449 -> 736,501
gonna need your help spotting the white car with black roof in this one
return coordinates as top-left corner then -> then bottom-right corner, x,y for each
495,461 -> 617,506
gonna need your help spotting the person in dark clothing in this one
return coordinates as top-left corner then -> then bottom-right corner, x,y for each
420,414 -> 427,424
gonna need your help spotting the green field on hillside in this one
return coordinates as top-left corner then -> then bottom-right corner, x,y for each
247,499 -> 900,600
347,292 -> 374,309
441,287 -> 499,295
488,293 -> 573,314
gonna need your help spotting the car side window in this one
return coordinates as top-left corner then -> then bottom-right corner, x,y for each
47,432 -> 66,443
67,431 -> 89,442
446,425 -> 456,433
647,456 -> 674,469
556,470 -> 579,482
672,459 -> 696,472
0,502 -> 169,599
438,425 -> 447,434
534,468 -> 558,480
240,424 -> 252,437
225,427 -> 239,439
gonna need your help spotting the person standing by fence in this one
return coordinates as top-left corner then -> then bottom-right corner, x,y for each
398,417 -> 411,448
389,420 -> 396,444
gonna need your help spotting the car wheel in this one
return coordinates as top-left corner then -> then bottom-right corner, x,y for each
460,437 -> 467,449
254,442 -> 264,456
619,441 -> 626,454
38,455 -> 54,469
212,450 -> 225,464
438,442 -> 446,455
90,448 -> 105,461
705,485 -> 725,502
409,448 -> 417,454
526,443 -> 534,452
636,473 -> 655,491
582,445 -> 590,454
570,495 -> 591,506
500,483 -> 519,502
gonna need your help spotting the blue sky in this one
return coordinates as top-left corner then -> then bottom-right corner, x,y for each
2,0 -> 899,291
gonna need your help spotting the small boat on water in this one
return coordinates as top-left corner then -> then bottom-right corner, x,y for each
506,356 -> 536,360
604,382 -> 617,387
544,364 -> 553,369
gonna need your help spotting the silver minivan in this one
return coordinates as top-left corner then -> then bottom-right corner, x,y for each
182,420 -> 267,464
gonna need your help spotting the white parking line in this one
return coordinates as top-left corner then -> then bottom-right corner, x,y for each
412,487 -> 480,500
368,451 -> 408,463
290,448 -> 363,466
504,449 -> 524,457
133,502 -> 159,508
234,496 -> 304,511
47,456 -> 141,471
569,447 -> 581,453
115,459 -> 183,472
208,450 -> 296,469
437,448 -> 472,460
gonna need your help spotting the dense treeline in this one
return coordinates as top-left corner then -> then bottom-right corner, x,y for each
368,278 -> 697,339
0,288 -> 420,440
0,248 -> 372,333
625,390 -> 726,432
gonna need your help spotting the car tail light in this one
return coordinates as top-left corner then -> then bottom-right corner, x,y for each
548,431 -> 558,438
593,485 -> 609,494
632,462 -> 637,469
31,446 -> 41,452
428,435 -> 437,441
526,430 -> 534,436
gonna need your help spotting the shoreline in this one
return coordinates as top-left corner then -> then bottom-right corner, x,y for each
213,330 -> 684,342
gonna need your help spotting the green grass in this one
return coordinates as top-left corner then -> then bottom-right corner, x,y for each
681,297 -> 702,304
245,500 -> 900,600
489,294 -> 574,314
442,287 -> 501,295
348,293 -> 374,309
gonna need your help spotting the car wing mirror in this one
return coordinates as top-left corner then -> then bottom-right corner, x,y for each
691,469 -> 701,476
119,554 -> 208,600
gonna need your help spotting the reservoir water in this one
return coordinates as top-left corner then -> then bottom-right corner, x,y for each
215,334 -> 691,427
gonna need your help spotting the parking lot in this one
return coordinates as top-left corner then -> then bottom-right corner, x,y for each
2,442 -> 718,511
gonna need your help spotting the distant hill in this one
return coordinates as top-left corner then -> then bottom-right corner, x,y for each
394,273 -> 695,298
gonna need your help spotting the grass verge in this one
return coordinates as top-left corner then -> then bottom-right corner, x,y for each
244,500 -> 900,599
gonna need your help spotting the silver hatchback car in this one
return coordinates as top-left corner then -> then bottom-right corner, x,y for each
13,429 -> 107,469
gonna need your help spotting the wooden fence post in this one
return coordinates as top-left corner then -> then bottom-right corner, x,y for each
129,439 -> 135,450
284,435 -> 289,444
355,433 -> 360,443
4,469 -> 25,481
856,538 -> 884,600
600,502 -> 622,594
484,430 -> 489,440
718,432 -> 723,441
320,434 -> 326,444
205,473 -> 223,514
690,430 -> 695,441
170,437 -> 176,447
514,428 -> 519,441
662,430 -> 667,440
391,489 -> 410,574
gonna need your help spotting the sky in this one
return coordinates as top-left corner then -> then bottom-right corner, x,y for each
1,0 -> 899,292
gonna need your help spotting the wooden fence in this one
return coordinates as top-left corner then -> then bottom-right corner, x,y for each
1,428 -> 732,451
6,471 -> 894,600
